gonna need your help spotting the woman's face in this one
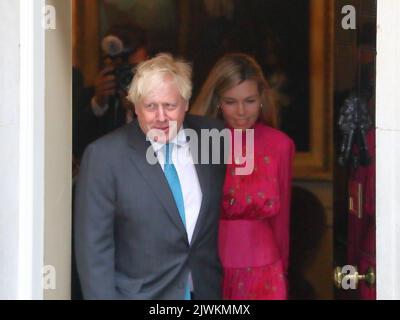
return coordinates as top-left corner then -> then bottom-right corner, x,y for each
220,80 -> 261,130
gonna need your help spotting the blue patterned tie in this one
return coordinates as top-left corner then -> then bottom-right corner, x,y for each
164,143 -> 191,300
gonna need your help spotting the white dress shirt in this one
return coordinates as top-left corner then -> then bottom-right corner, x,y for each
150,128 -> 203,244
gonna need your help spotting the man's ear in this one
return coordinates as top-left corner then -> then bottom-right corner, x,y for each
185,102 -> 189,112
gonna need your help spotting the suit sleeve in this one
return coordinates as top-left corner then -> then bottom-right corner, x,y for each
270,138 -> 295,273
74,143 -> 117,299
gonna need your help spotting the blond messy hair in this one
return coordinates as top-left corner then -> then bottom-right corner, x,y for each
127,53 -> 193,105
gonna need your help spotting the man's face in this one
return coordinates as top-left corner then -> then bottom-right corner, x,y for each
135,77 -> 188,143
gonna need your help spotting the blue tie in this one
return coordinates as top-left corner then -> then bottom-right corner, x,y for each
164,143 -> 191,300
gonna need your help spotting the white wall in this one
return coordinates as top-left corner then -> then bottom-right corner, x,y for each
0,0 -> 20,299
1,0 -> 46,300
376,0 -> 400,300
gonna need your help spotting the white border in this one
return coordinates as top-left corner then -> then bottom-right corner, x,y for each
18,0 -> 45,300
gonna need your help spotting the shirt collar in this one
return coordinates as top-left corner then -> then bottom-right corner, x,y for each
150,127 -> 188,154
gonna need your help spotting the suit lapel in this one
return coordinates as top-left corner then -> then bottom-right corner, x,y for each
190,162 -> 211,246
126,121 -> 187,235
126,119 -> 213,246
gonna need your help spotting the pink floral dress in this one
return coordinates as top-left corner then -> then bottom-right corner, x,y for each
219,122 -> 295,300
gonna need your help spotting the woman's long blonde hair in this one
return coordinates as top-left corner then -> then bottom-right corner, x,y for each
191,53 -> 277,127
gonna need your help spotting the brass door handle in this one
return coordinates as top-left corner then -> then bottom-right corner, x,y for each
334,266 -> 375,289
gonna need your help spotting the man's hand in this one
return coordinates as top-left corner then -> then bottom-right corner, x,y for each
94,67 -> 117,106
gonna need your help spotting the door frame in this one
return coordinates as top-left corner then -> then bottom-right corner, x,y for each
18,0 -> 46,300
16,0 -> 72,299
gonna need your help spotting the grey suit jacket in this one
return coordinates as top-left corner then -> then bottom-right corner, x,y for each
74,114 -> 226,300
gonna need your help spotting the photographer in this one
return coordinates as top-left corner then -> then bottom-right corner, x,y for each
90,24 -> 149,136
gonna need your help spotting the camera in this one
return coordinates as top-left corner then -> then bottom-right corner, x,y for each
101,35 -> 136,92
113,63 -> 135,92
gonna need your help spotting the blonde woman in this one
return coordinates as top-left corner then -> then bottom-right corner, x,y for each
192,53 -> 295,300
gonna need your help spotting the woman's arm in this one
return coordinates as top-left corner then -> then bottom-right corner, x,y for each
270,138 -> 295,272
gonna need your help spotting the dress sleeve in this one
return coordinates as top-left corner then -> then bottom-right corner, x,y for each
270,138 -> 295,273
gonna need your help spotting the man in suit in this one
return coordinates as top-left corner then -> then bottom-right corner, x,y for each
74,53 -> 226,300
